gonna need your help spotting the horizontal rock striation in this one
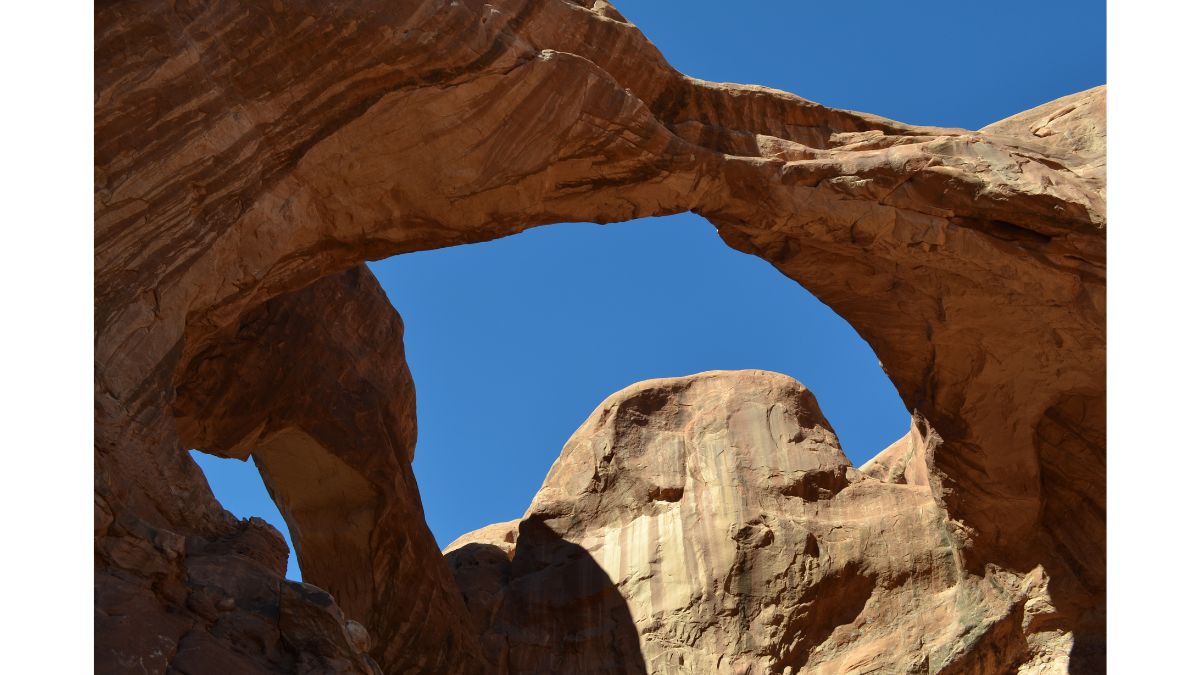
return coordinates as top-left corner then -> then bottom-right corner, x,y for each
95,0 -> 1105,672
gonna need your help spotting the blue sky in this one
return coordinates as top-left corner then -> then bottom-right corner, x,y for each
192,0 -> 1105,579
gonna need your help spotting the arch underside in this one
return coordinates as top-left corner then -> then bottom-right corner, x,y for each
94,1 -> 1105,673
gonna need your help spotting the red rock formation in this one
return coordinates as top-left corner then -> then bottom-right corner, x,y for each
95,1 -> 1105,672
172,267 -> 485,671
99,269 -> 484,673
447,371 -> 1074,673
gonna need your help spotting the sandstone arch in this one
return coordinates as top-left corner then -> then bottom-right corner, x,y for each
170,267 -> 483,671
95,1 -> 1105,672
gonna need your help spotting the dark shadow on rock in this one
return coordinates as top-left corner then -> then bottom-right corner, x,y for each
1033,390 -> 1105,675
450,518 -> 648,675
1067,611 -> 1107,675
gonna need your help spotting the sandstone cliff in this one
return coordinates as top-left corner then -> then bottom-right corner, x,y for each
95,0 -> 1105,672
446,371 -> 1070,674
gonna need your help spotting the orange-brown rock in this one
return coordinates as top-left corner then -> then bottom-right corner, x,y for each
95,0 -> 1105,672
446,371 -> 1074,673
859,417 -> 935,488
98,268 -> 484,673
172,267 -> 484,672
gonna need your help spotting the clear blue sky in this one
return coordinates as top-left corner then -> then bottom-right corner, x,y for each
193,0 -> 1106,579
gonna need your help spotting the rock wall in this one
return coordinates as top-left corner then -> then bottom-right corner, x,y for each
172,267 -> 485,671
98,268 -> 485,673
95,0 -> 1105,672
446,371 -> 1072,674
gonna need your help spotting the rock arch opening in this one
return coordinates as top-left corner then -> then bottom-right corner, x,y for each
173,212 -> 918,670
368,213 -> 911,547
190,426 -> 384,620
179,210 -> 915,639
189,449 -> 303,581
94,0 -> 1106,669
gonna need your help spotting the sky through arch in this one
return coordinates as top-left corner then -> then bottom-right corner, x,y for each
371,215 -> 911,547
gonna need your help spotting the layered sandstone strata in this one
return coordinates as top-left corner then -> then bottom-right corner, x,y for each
95,0 -> 1105,672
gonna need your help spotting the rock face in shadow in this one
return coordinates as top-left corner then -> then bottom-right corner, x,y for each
451,519 -> 649,675
172,267 -> 486,671
98,267 -> 485,673
447,371 -> 1072,674
94,0 -> 1105,672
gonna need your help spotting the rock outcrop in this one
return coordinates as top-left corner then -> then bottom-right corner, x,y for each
95,0 -> 1105,672
98,268 -> 483,674
172,267 -> 484,671
446,371 -> 1072,674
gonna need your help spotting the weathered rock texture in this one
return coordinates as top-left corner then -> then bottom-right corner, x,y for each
95,0 -> 1105,672
447,371 -> 1073,674
171,267 -> 481,671
98,268 -> 478,674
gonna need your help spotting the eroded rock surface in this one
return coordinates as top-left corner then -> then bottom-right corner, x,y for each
95,0 -> 1105,672
447,371 -> 1073,674
172,267 -> 484,671
98,268 -> 480,673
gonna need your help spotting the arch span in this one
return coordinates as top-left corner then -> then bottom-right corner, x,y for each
95,1 -> 1105,672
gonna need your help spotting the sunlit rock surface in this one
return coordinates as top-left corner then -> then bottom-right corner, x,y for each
95,0 -> 1105,672
447,371 -> 1072,674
